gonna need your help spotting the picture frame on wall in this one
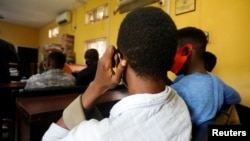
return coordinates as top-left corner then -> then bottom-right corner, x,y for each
175,0 -> 196,15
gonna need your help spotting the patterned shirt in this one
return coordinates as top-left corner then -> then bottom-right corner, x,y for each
24,69 -> 76,89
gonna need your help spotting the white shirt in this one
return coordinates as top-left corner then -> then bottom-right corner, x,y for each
42,86 -> 192,141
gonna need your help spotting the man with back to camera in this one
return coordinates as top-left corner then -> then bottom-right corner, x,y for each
0,38 -> 19,135
204,51 -> 217,72
24,51 -> 76,89
0,38 -> 19,83
76,48 -> 99,86
42,7 -> 192,141
173,51 -> 217,83
170,27 -> 241,127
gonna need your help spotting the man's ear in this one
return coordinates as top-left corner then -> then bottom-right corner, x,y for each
42,60 -> 48,71
46,59 -> 51,68
171,44 -> 193,74
182,45 -> 192,56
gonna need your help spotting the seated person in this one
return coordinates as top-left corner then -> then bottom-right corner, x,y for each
173,51 -> 217,83
204,51 -> 217,72
76,48 -> 99,86
170,26 -> 241,126
24,51 -> 76,89
42,7 -> 192,141
0,38 -> 19,83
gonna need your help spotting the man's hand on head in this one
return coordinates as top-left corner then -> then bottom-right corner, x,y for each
80,46 -> 127,114
92,46 -> 127,94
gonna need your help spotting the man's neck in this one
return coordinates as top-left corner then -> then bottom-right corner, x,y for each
185,59 -> 207,75
125,67 -> 166,95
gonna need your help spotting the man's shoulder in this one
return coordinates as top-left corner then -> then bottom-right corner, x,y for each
82,64 -> 97,72
25,74 -> 46,88
174,73 -> 212,83
62,72 -> 76,81
208,72 -> 225,85
77,65 -> 96,76
27,73 -> 43,81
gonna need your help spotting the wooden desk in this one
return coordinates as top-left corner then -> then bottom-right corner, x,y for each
16,93 -> 80,141
0,81 -> 26,141
0,81 -> 26,117
0,81 -> 26,90
15,85 -> 128,141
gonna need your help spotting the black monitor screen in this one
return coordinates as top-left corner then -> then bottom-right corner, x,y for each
17,46 -> 38,63
17,46 -> 38,78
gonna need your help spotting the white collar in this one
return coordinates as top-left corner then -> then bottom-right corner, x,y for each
110,86 -> 173,117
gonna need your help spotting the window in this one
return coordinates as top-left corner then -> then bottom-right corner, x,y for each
86,11 -> 95,24
96,5 -> 107,20
85,4 -> 109,24
86,38 -> 107,58
48,26 -> 59,38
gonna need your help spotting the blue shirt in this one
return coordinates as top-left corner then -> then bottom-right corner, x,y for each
171,72 -> 241,126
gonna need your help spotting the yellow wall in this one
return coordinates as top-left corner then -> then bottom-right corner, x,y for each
1,0 -> 249,106
0,21 -> 39,48
169,0 -> 250,106
74,0 -> 110,64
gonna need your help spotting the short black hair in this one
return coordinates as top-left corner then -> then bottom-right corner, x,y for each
47,51 -> 66,69
204,51 -> 217,72
117,7 -> 177,80
84,48 -> 99,66
177,27 -> 208,58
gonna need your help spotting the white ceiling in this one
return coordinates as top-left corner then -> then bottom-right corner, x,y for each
0,0 -> 88,28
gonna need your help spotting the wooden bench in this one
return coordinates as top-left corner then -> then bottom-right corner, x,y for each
15,85 -> 87,98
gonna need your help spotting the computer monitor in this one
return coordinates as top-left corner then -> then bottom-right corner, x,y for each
17,46 -> 38,78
